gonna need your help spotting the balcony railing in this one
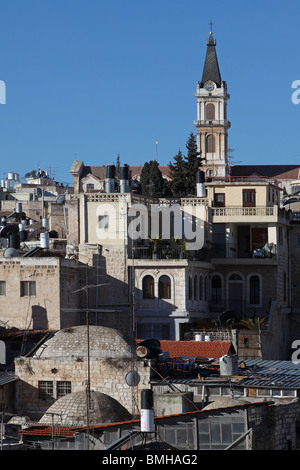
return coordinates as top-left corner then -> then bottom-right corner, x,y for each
211,242 -> 277,260
212,206 -> 276,217
129,245 -> 211,262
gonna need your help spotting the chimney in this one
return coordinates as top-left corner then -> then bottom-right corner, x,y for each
105,165 -> 115,193
119,165 -> 129,193
196,170 -> 206,197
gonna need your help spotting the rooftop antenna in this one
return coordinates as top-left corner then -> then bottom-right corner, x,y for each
155,140 -> 158,160
209,20 -> 214,34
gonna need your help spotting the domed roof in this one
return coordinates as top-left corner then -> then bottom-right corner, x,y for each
34,325 -> 132,359
39,390 -> 132,426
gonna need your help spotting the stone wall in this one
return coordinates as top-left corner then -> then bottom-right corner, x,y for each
14,354 -> 150,421
0,257 -> 79,330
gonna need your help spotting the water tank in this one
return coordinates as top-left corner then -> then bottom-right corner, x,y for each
9,233 -> 20,249
140,389 -> 155,433
205,334 -> 213,341
40,232 -> 49,248
195,334 -> 205,341
106,164 -> 115,180
16,202 -> 22,214
8,172 -> 14,180
19,230 -> 28,242
42,218 -> 49,229
220,355 -> 239,376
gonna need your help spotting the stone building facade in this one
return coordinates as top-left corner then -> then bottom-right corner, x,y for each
0,257 -> 79,331
14,325 -> 150,421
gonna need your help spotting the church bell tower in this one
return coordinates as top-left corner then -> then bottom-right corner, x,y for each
194,28 -> 230,178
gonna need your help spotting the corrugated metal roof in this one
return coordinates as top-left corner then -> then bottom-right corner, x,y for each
238,360 -> 300,388
0,372 -> 18,386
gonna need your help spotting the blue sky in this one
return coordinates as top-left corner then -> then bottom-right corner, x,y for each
0,0 -> 300,184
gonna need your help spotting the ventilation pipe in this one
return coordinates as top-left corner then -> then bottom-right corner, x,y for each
140,389 -> 155,433
120,165 -> 129,193
196,170 -> 206,197
16,202 -> 22,214
105,165 -> 115,193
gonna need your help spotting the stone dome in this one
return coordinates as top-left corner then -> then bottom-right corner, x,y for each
39,390 -> 132,426
34,325 -> 133,359
202,397 -> 250,410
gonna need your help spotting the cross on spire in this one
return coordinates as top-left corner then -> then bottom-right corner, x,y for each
209,20 -> 214,34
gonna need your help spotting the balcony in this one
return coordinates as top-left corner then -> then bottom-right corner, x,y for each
211,242 -> 277,261
211,205 -> 290,224
129,245 -> 211,263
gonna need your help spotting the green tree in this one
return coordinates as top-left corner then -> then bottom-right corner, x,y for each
168,132 -> 203,197
168,150 -> 187,197
185,133 -> 202,195
140,160 -> 165,197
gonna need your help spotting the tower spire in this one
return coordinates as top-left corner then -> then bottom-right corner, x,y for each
201,27 -> 221,87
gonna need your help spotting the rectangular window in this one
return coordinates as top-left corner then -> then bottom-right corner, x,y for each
214,193 -> 225,207
98,215 -> 109,229
0,281 -> 6,296
20,281 -> 36,297
57,381 -> 71,399
243,189 -> 256,207
296,234 -> 300,247
38,381 -> 53,401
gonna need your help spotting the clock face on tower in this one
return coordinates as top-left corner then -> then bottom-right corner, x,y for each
205,82 -> 215,91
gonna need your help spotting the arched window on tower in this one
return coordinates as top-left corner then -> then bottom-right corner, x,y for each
249,275 -> 260,305
143,275 -> 154,299
211,275 -> 222,304
206,134 -> 215,153
158,275 -> 171,299
206,103 -> 215,120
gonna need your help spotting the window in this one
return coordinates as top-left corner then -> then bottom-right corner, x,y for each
0,281 -> 6,296
38,381 -> 53,401
206,103 -> 215,120
20,281 -> 36,297
199,276 -> 203,301
189,274 -> 193,300
211,275 -> 222,304
159,275 -> 171,299
243,189 -> 256,207
98,215 -> 109,229
86,183 -> 94,191
214,193 -> 225,207
137,323 -> 170,340
249,275 -> 260,305
142,275 -> 154,299
57,381 -> 71,399
206,134 -> 215,153
193,275 -> 198,300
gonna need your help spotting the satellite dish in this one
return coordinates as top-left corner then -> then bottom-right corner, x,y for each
4,248 -> 18,258
125,370 -> 140,387
56,195 -> 65,204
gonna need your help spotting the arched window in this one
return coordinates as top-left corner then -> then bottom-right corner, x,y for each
143,275 -> 154,299
194,275 -> 198,300
158,275 -> 171,299
249,275 -> 260,305
199,276 -> 203,301
206,134 -> 215,153
229,274 -> 242,281
189,274 -> 193,300
206,103 -> 215,120
211,275 -> 222,304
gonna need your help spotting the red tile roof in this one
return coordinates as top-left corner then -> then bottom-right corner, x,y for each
159,340 -> 235,359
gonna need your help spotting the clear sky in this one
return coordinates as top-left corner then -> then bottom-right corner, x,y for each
0,0 -> 299,185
